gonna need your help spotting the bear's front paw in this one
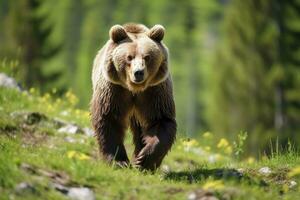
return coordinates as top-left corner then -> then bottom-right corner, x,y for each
132,152 -> 145,168
113,160 -> 130,168
132,142 -> 156,169
104,153 -> 130,168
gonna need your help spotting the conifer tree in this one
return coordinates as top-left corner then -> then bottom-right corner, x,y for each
206,0 -> 300,153
0,0 -> 61,91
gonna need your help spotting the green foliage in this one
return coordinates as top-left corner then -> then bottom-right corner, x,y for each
0,0 -> 63,93
233,132 -> 248,159
205,0 -> 300,154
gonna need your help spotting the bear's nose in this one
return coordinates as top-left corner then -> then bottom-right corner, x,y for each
133,70 -> 144,82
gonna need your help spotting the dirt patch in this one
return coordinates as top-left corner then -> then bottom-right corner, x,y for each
19,163 -> 95,200
20,163 -> 75,186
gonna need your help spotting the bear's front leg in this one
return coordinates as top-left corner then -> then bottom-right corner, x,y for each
133,118 -> 176,171
94,115 -> 129,167
91,88 -> 130,167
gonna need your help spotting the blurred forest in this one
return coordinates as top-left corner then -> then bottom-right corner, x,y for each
0,0 -> 300,155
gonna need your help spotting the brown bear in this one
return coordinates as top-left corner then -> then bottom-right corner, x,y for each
90,23 -> 176,171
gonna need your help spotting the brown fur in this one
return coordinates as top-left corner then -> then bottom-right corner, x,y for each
123,23 -> 148,33
91,23 -> 176,170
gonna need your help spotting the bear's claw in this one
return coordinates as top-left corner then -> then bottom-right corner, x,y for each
114,161 -> 130,168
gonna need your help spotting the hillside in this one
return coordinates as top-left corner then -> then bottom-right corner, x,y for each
0,87 -> 300,200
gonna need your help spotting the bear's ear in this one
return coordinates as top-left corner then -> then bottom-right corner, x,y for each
148,25 -> 165,42
109,25 -> 128,43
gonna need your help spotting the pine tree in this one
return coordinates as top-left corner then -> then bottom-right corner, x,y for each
206,0 -> 300,154
272,0 -> 300,143
0,0 -> 61,91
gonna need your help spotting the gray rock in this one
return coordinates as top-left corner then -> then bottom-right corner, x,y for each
64,136 -> 84,144
289,180 -> 297,188
83,127 -> 94,137
60,110 -> 69,116
58,124 -> 93,136
0,73 -> 21,90
64,136 -> 76,143
258,167 -> 272,175
68,187 -> 96,200
58,124 -> 80,134
53,117 -> 69,127
161,164 -> 170,173
52,183 -> 95,200
15,182 -> 36,194
187,190 -> 219,200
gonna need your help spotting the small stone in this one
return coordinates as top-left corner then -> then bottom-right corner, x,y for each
68,187 -> 96,200
53,118 -> 68,127
83,127 -> 94,137
191,148 -> 204,155
161,164 -> 170,173
208,155 -> 217,163
15,182 -> 36,194
64,136 -> 76,143
58,124 -> 80,134
289,180 -> 297,188
60,111 -> 69,116
188,192 -> 197,200
258,167 -> 272,175
0,73 -> 22,91
64,136 -> 85,144
187,190 -> 219,200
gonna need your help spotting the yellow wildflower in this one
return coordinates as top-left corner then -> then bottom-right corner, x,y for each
225,146 -> 233,154
288,166 -> 300,177
22,91 -> 28,96
217,138 -> 229,148
29,88 -> 35,94
67,150 -> 76,158
47,104 -> 54,112
203,180 -> 224,190
67,150 -> 91,160
83,111 -> 90,119
44,93 -> 51,100
203,132 -> 213,138
75,109 -> 81,115
205,146 -> 211,151
246,157 -> 255,164
55,98 -> 62,105
65,90 -> 78,106
182,139 -> 198,148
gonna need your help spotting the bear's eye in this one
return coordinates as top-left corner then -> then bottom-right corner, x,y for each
144,55 -> 150,62
127,55 -> 134,62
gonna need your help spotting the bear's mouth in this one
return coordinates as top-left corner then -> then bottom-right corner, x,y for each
127,79 -> 147,92
132,79 -> 145,84
129,75 -> 146,85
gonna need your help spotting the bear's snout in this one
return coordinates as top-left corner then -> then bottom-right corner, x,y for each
130,57 -> 147,84
133,69 -> 144,83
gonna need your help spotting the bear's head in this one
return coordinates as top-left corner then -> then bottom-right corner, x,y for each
103,24 -> 169,92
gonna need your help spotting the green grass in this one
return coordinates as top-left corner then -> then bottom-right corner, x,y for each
0,87 -> 300,200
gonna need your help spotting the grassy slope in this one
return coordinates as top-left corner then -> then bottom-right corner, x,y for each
0,87 -> 300,200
